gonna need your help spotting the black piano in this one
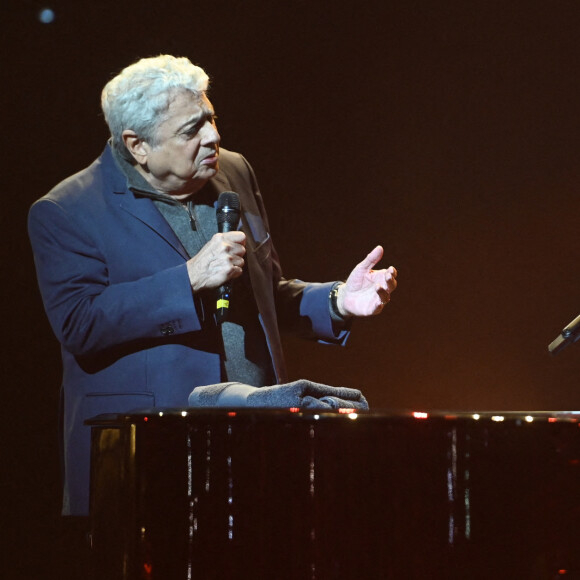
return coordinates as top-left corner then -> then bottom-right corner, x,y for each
87,409 -> 580,579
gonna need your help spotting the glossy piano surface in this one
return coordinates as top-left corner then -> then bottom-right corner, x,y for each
87,409 -> 580,579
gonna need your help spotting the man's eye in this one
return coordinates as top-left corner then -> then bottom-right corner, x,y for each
183,125 -> 200,137
183,116 -> 217,137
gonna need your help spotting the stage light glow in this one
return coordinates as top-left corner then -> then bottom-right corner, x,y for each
491,415 -> 505,422
472,414 -> 480,420
38,8 -> 55,24
181,411 -> 188,417
412,412 -> 428,419
525,415 -> 534,423
348,413 -> 358,420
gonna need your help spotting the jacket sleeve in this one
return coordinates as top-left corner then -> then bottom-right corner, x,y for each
275,278 -> 351,345
28,197 -> 203,357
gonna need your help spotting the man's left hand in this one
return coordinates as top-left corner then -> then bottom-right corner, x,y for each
337,246 -> 397,317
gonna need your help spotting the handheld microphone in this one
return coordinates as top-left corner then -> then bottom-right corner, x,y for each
216,191 -> 241,323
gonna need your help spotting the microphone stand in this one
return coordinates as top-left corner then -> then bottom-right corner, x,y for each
548,313 -> 580,355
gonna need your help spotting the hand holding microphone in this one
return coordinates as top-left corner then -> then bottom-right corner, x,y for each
186,192 -> 244,315
215,192 -> 241,322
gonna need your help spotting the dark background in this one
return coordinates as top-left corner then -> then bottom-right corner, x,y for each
2,0 -> 580,577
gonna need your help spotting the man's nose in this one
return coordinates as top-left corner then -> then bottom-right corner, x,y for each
201,122 -> 220,146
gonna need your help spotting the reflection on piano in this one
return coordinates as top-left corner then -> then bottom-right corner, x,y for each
87,409 -> 580,579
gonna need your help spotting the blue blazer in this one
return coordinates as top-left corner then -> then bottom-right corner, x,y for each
28,145 -> 348,515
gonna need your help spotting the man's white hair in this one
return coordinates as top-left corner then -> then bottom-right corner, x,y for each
101,55 -> 210,159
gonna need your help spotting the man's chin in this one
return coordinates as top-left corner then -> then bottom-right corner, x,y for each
203,161 -> 219,176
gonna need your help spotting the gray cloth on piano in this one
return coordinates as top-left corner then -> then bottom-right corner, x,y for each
188,379 -> 369,410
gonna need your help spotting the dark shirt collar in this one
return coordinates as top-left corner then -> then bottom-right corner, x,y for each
110,142 -> 182,205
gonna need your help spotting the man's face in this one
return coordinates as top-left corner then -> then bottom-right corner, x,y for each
134,90 -> 221,198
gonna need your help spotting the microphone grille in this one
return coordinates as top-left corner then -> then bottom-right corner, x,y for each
217,191 -> 240,211
216,191 -> 241,229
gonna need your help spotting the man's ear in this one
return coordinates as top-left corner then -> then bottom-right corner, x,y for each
122,130 -> 149,165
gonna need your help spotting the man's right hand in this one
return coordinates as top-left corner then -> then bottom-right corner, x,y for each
187,231 -> 246,293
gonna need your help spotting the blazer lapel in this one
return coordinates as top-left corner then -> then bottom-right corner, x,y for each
117,193 -> 190,260
99,145 -> 190,260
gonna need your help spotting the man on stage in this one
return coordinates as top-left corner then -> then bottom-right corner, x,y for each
28,55 -> 398,517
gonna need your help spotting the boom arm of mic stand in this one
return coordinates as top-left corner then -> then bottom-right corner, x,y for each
548,313 -> 580,355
